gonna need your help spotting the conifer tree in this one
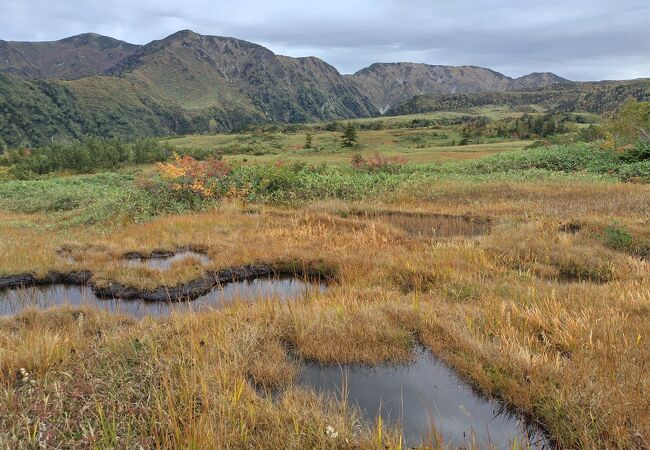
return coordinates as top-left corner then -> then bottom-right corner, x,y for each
341,123 -> 358,148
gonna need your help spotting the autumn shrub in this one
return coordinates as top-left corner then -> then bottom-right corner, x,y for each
350,152 -> 406,174
156,153 -> 231,200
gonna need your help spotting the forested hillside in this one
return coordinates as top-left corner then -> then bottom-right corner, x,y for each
388,80 -> 650,116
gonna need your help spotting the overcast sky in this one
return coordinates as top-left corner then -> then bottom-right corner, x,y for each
1,0 -> 648,80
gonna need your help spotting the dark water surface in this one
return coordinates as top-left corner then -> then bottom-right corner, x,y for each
298,346 -> 548,449
0,278 -> 325,318
382,214 -> 491,238
351,211 -> 491,239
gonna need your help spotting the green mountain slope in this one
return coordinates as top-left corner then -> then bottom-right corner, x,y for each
0,73 -> 264,149
1,30 -> 381,147
107,30 -> 377,122
0,74 -> 87,148
388,79 -> 650,116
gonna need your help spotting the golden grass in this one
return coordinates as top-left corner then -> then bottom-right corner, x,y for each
0,180 -> 649,448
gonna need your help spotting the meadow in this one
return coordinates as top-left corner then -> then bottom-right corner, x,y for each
0,105 -> 649,449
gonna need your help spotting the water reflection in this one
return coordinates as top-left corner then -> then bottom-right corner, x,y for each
298,346 -> 547,449
0,278 -> 325,318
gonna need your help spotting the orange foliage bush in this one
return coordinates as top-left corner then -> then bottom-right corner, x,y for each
156,153 -> 231,198
350,152 -> 406,173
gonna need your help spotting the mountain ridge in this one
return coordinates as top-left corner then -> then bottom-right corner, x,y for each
346,62 -> 570,113
0,30 -> 613,149
0,33 -> 138,79
1,31 -> 572,114
102,29 -> 377,122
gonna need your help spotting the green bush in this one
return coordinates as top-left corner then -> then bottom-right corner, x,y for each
463,144 -> 618,174
606,99 -> 650,144
619,139 -> 650,163
601,221 -> 634,251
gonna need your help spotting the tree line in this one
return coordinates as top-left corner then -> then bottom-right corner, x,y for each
0,138 -> 175,179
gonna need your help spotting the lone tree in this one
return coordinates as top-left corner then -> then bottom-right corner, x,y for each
341,123 -> 358,148
304,133 -> 313,149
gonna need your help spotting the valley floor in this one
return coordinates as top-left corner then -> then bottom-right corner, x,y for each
0,179 -> 649,448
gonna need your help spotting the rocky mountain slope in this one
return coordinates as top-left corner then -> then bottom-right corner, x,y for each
0,33 -> 138,80
346,63 -> 570,113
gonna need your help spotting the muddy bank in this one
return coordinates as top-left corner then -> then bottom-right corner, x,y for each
123,250 -> 211,271
0,271 -> 92,290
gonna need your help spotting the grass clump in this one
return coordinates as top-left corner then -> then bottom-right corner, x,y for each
602,221 -> 634,251
600,220 -> 650,260
555,259 -> 615,283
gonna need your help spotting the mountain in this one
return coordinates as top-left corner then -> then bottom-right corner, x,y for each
0,30 -> 380,147
346,63 -> 571,113
509,72 -> 570,90
0,73 -> 204,149
387,79 -> 650,116
0,33 -> 139,80
105,30 -> 377,123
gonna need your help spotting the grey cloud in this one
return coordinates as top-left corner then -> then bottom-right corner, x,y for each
0,0 -> 648,80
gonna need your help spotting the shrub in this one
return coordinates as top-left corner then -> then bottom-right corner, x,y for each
341,123 -> 358,148
2,137 -> 177,178
606,99 -> 650,145
618,139 -> 650,163
304,133 -> 313,149
323,122 -> 344,132
601,221 -> 634,251
576,125 -> 605,143
131,139 -> 174,164
492,114 -> 570,139
156,154 -> 231,200
359,121 -> 384,131
350,153 -> 406,173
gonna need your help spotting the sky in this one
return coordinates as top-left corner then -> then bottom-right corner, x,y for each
1,0 -> 649,81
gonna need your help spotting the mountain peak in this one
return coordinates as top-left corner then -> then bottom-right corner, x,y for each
58,33 -> 138,51
349,63 -> 519,112
0,30 -> 575,123
511,72 -> 570,90
163,29 -> 201,41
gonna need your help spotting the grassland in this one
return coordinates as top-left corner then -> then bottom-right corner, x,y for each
162,108 -> 602,166
1,112 -> 649,448
165,129 -> 530,165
